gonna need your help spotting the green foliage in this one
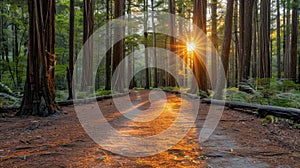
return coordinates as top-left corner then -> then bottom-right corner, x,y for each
55,64 -> 68,90
0,82 -> 12,94
95,89 -> 111,97
226,79 -> 300,109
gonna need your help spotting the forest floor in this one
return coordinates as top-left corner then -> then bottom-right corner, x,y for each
0,90 -> 300,168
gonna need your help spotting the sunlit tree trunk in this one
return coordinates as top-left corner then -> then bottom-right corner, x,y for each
191,0 -> 208,94
215,0 -> 234,99
18,0 -> 59,116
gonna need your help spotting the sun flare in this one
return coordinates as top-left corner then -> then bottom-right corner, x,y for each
186,42 -> 196,52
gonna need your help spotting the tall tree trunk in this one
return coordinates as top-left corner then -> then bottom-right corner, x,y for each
252,1 -> 258,78
191,0 -> 208,93
290,0 -> 298,82
68,0 -> 75,99
284,0 -> 291,79
276,0 -> 281,79
105,0 -> 112,90
242,0 -> 254,80
234,0 -> 239,86
112,0 -> 125,92
168,0 -> 176,87
18,0 -> 58,116
144,0 -> 150,89
82,0 -> 94,91
239,0 -> 244,82
211,0 -> 218,89
258,0 -> 271,79
151,0 -> 158,88
215,0 -> 234,99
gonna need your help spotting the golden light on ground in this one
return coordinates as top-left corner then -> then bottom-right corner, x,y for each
186,42 -> 196,52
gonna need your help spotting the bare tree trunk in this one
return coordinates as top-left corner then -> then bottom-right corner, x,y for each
242,0 -> 255,80
144,0 -> 150,89
252,1 -> 258,78
290,0 -> 298,82
215,0 -> 234,99
234,0 -> 239,86
113,0 -> 125,92
67,0 -> 75,99
18,0 -> 59,116
211,0 -> 218,89
284,0 -> 291,79
82,0 -> 94,91
105,0 -> 112,90
239,0 -> 244,81
191,0 -> 208,94
276,0 -> 281,79
151,0 -> 158,88
258,0 -> 271,79
168,0 -> 176,87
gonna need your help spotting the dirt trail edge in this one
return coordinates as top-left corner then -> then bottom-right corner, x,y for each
0,90 -> 299,167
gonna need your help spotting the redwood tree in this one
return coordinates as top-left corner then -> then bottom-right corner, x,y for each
192,0 -> 208,93
18,0 -> 59,116
82,0 -> 94,91
258,0 -> 271,78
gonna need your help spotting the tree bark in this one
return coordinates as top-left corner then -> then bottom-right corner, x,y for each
18,0 -> 59,116
105,0 -> 112,90
211,0 -> 218,89
258,0 -> 271,79
242,0 -> 255,80
284,0 -> 291,79
214,0 -> 234,99
112,0 -> 125,92
82,0 -> 94,91
276,0 -> 281,79
68,0 -> 75,100
191,0 -> 208,94
290,0 -> 298,82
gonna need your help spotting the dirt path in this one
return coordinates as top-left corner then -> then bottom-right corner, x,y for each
0,90 -> 299,167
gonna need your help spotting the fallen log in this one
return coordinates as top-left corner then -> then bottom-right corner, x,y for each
202,99 -> 300,122
162,89 -> 300,122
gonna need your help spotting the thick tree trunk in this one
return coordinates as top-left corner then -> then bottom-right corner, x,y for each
258,0 -> 271,79
112,0 -> 125,92
290,0 -> 298,82
82,0 -> 94,91
18,0 -> 59,116
214,0 -> 234,99
252,1 -> 258,78
191,0 -> 208,94
242,0 -> 254,80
